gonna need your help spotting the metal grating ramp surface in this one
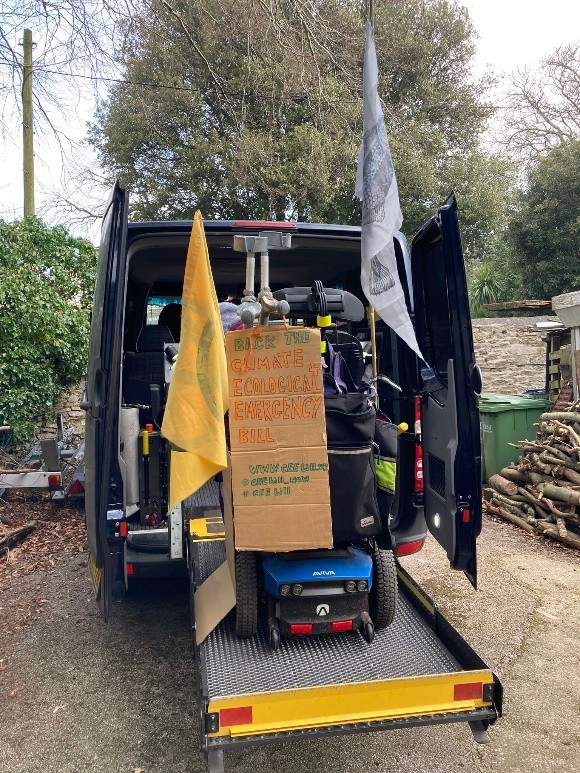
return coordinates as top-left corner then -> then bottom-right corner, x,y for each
195,540 -> 227,585
187,479 -> 221,509
197,542 -> 461,699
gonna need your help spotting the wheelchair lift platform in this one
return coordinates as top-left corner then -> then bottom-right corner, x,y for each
188,501 -> 501,773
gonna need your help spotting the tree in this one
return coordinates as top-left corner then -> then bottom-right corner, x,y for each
89,0 -> 511,256
502,43 -> 580,160
0,219 -> 96,439
468,235 -> 523,316
509,140 -> 580,300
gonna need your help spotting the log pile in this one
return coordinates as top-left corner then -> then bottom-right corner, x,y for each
483,403 -> 580,551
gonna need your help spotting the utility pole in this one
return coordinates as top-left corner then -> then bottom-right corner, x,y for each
22,28 -> 35,218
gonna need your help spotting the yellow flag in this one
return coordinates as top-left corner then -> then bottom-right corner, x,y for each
162,211 -> 228,510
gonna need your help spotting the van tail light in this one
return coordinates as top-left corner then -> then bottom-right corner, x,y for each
395,538 -> 425,557
414,397 -> 423,493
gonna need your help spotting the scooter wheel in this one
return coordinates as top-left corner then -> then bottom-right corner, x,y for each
235,551 -> 258,638
369,542 -> 397,630
363,621 -> 375,644
269,626 -> 281,651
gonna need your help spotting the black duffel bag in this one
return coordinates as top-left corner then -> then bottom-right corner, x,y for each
325,388 -> 381,544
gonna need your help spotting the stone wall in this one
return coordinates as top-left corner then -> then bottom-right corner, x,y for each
38,383 -> 85,443
473,316 -> 557,395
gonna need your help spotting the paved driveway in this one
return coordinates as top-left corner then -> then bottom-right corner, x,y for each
1,519 -> 578,773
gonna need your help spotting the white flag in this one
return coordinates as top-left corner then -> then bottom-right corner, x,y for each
355,20 -> 423,360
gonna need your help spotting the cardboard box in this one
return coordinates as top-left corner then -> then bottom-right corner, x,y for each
225,325 -> 332,551
193,461 -> 236,644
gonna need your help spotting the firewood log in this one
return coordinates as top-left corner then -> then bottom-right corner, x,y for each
488,491 -> 535,521
538,483 -> 580,506
508,442 -> 544,453
563,468 -> 580,485
517,487 -> 550,516
530,455 -> 555,476
488,474 -> 518,496
540,451 -> 580,473
540,412 -> 580,424
0,522 -> 36,550
486,502 -> 535,533
528,472 -> 579,489
541,499 -> 580,523
500,467 -> 528,483
535,520 -> 580,550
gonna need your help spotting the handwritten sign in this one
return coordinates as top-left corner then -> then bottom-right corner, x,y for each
225,326 -> 332,552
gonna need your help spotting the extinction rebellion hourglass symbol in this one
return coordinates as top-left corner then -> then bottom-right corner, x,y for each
369,247 -> 395,296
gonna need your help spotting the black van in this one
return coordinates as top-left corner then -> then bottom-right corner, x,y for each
83,183 -> 482,619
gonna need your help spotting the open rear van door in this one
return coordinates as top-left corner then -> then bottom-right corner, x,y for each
83,183 -> 128,619
411,195 -> 482,587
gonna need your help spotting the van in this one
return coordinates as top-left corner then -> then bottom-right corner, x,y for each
83,184 -> 482,618
81,185 -> 501,771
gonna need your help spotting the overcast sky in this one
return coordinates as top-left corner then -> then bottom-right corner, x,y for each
0,0 -> 578,233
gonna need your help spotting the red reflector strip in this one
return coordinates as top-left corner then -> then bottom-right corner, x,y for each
126,563 -> 134,576
290,623 -> 313,635
48,474 -> 61,490
395,538 -> 425,557
232,220 -> 297,229
454,682 -> 483,701
331,620 -> 353,632
68,479 -> 84,495
119,521 -> 128,537
219,706 -> 253,727
462,508 -> 471,523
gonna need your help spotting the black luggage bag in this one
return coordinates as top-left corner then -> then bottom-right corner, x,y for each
325,390 -> 382,543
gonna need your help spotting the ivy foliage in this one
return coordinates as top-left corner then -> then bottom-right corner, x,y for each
0,219 -> 96,440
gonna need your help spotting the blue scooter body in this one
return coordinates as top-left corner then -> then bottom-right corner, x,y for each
262,548 -> 373,637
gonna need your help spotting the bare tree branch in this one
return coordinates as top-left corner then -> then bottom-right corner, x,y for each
501,42 -> 580,160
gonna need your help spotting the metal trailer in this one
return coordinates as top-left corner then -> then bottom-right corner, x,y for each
186,496 -> 502,773
0,416 -> 85,501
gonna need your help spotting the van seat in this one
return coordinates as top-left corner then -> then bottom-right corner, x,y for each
123,324 -> 174,420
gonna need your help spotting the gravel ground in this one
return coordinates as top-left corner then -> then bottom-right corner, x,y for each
1,514 -> 578,773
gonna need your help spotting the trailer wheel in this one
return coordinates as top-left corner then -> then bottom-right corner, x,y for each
235,551 -> 258,638
369,543 -> 397,630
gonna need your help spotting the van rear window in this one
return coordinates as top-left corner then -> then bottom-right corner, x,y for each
146,296 -> 182,324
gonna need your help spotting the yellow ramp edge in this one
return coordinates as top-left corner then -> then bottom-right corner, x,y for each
208,670 -> 495,738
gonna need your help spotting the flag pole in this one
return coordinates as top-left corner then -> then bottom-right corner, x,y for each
366,1 -> 377,404
367,306 -> 379,406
